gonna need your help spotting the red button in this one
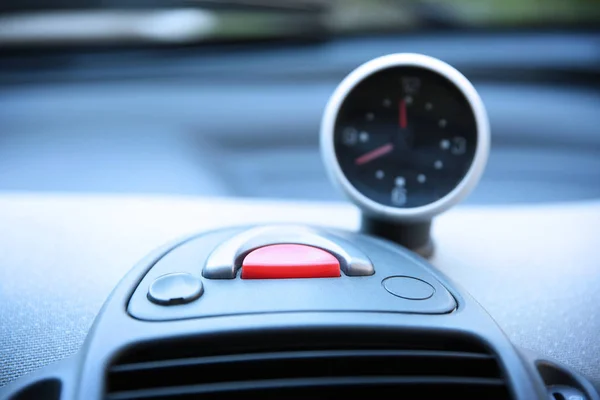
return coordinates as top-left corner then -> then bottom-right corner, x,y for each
241,244 -> 340,279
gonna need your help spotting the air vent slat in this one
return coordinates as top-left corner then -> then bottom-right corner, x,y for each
105,330 -> 513,400
107,377 -> 508,400
111,349 -> 494,373
108,349 -> 500,392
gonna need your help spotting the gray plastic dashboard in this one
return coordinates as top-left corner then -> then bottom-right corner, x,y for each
0,30 -> 598,399
0,193 -> 599,392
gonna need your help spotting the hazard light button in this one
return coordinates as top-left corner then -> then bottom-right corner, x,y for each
241,244 -> 341,279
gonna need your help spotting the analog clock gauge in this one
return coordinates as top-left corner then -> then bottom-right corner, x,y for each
321,53 -> 490,222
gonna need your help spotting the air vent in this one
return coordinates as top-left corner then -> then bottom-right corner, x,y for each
105,329 -> 512,400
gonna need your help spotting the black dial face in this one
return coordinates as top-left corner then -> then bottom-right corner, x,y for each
334,66 -> 478,208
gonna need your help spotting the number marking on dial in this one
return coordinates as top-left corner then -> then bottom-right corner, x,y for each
391,186 -> 407,205
342,127 -> 358,146
451,137 -> 467,155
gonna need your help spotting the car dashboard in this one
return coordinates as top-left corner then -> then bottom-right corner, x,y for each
0,31 -> 599,400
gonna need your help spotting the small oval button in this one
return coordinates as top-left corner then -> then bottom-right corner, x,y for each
383,276 -> 435,300
148,273 -> 204,305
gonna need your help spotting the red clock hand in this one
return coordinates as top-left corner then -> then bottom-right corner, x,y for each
399,99 -> 407,129
355,143 -> 394,166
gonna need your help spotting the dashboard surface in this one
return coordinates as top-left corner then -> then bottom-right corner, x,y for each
1,33 -> 599,205
0,194 -> 598,390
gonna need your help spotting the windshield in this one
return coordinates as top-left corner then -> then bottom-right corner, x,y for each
327,0 -> 600,32
0,0 -> 598,49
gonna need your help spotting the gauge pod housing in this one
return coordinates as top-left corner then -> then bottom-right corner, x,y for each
321,53 -> 490,222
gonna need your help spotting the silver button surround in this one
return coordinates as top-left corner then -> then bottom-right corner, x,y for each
202,225 -> 374,279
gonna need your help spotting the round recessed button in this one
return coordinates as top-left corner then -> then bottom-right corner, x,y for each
382,276 -> 435,300
148,273 -> 204,306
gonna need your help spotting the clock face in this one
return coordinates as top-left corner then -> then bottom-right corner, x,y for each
333,66 -> 478,209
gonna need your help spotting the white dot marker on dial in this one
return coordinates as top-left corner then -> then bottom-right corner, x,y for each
382,98 -> 391,107
417,174 -> 427,183
434,160 -> 443,170
439,119 -> 447,128
404,95 -> 413,105
440,139 -> 450,150
395,176 -> 406,187
425,102 -> 433,111
375,170 -> 385,179
366,112 -> 374,121
359,131 -> 369,143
